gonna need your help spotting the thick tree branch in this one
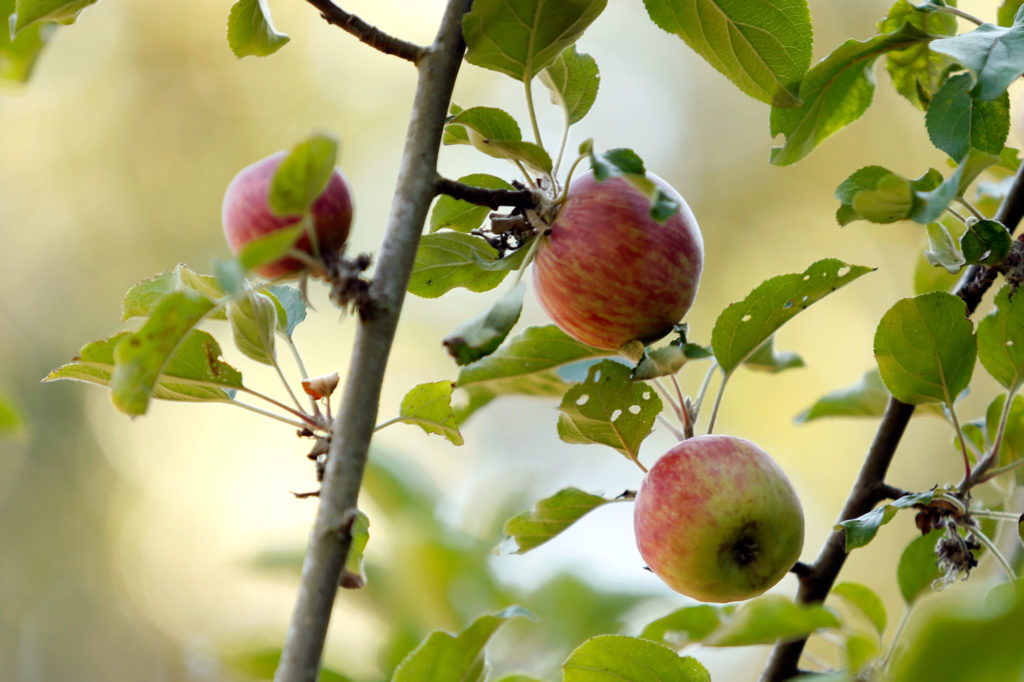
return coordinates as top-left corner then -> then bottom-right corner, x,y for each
273,2 -> 472,681
436,175 -> 538,210
760,160 -> 1024,682
303,0 -> 427,63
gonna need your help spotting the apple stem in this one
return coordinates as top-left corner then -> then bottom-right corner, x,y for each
511,232 -> 544,287
655,414 -> 684,442
690,360 -> 718,422
669,375 -> 693,439
239,386 -> 322,429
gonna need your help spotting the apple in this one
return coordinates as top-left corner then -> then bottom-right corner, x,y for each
531,170 -> 703,350
633,435 -> 804,603
221,151 -> 354,278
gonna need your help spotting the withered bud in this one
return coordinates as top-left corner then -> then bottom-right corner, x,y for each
302,372 -> 340,400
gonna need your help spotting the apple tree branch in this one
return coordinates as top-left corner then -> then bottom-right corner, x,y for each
302,0 -> 427,63
273,2 -> 472,681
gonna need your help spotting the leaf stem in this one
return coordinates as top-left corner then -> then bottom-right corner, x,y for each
524,77 -> 544,151
946,401 -> 973,484
932,5 -> 985,27
373,416 -> 402,432
229,399 -> 311,430
705,371 -> 727,435
970,509 -> 1024,521
972,527 -> 1018,582
957,197 -> 986,222
670,375 -> 693,439
511,232 -> 543,287
656,415 -> 684,442
976,457 -> 1024,484
238,386 -> 320,429
553,119 -> 570,178
690,360 -> 718,421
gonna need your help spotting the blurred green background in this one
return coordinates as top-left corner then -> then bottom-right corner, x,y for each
1,1 -> 1018,680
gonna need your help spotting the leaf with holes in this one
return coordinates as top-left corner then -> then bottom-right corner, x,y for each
642,0 -> 812,108
563,635 -> 709,682
396,381 -> 463,446
557,359 -> 663,464
712,259 -> 873,376
874,292 -> 976,405
836,491 -> 940,550
461,0 -> 607,81
504,487 -> 613,553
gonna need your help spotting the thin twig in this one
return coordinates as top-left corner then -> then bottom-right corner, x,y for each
303,0 -> 426,63
435,175 -> 538,210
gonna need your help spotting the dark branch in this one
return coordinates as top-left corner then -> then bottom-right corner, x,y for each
436,175 -> 539,210
303,0 -> 426,63
759,159 -> 1024,682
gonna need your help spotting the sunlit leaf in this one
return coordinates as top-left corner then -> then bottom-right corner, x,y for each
795,368 -> 889,423
712,259 -> 873,375
237,224 -> 304,273
587,146 -> 679,221
770,23 -> 932,166
0,0 -> 53,83
999,1 -> 1024,27
556,360 -> 662,463
391,606 -> 532,682
396,381 -> 463,446
977,285 -> 1024,393
985,394 -> 1024,484
504,487 -> 612,553
121,264 -> 227,320
11,0 -> 96,34
462,0 -> 607,81
265,284 -> 307,337
430,173 -> 515,233
227,292 -> 278,365
563,635 -> 710,681
874,292 -> 976,405
539,45 -> 599,125
227,0 -> 290,58
642,0 -> 812,107
836,491 -> 940,550
341,511 -> 370,589
407,231 -> 528,298
640,605 -> 732,646
744,336 -> 804,373
831,582 -> 887,635
443,282 -> 525,366
631,326 -> 712,381
446,106 -> 552,173
704,595 -> 840,646
269,132 -> 339,216
880,0 -> 957,110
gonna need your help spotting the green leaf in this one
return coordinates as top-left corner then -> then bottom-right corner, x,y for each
446,107 -> 552,173
640,605 -> 732,646
831,582 -> 887,635
926,73 -> 1010,161
341,511 -> 370,589
227,292 -> 278,365
391,606 -> 532,682
1000,1 -> 1024,27
587,147 -> 679,222
46,330 -> 243,403
562,635 -> 710,682
874,292 -> 976,405
111,291 -> 219,415
835,166 -> 899,225
795,368 -> 890,423
641,0 -> 812,108
121,265 -> 227,320
845,632 -> 880,675
265,285 -> 307,337
443,282 -> 525,366
407,231 -> 527,298
910,150 -> 1001,224
461,0 -> 607,81
11,0 -> 95,34
269,132 -> 339,216
504,487 -> 612,553
454,325 -> 611,423
880,0 -> 958,110
744,336 -> 804,373
835,490 -> 940,550
914,247 -> 961,294
556,360 -> 663,463
430,173 -> 515,233
897,529 -> 944,605
977,285 -> 1024,393
924,221 -> 966,274
227,0 -> 290,58
930,18 -> 1024,101
396,381 -> 464,446
0,393 -> 25,437
704,595 -> 840,647
0,0 -> 53,83
631,327 -> 713,381
712,259 -> 874,375
850,173 -> 914,223
986,394 -> 1024,484
770,23 -> 932,166
539,45 -> 599,125
961,219 -> 1011,266
238,224 -> 305,273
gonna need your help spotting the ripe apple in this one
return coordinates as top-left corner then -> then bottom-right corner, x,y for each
221,151 -> 354,278
633,435 -> 804,603
531,170 -> 703,350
